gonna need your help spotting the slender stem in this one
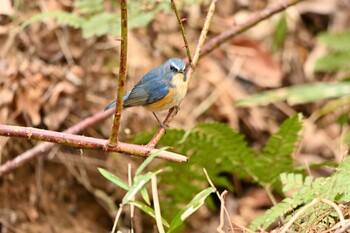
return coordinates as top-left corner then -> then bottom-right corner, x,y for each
108,0 -> 128,145
171,0 -> 192,63
264,185 -> 277,206
190,0 -> 217,69
111,204 -> 124,233
147,0 -> 217,148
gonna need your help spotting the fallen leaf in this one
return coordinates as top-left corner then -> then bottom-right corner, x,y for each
230,39 -> 283,87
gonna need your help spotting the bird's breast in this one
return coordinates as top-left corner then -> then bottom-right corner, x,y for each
145,73 -> 188,112
171,73 -> 188,105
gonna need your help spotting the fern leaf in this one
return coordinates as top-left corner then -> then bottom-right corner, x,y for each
250,156 -> 350,230
82,12 -> 119,38
131,117 -> 304,219
22,11 -> 84,29
252,114 -> 303,187
132,123 -> 255,218
249,198 -> 293,230
74,0 -> 104,14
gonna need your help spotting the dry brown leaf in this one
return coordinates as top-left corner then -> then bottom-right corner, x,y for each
44,101 -> 71,130
48,81 -> 77,107
231,39 -> 283,87
16,88 -> 42,125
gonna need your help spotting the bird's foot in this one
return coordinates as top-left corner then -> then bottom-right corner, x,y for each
159,122 -> 169,130
152,112 -> 169,131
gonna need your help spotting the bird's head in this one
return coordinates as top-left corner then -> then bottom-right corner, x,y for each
165,58 -> 186,81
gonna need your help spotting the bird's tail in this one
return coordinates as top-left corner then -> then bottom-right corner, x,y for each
104,93 -> 130,111
104,101 -> 116,111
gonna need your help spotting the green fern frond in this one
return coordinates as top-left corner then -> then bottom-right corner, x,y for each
131,116 -> 304,219
249,156 -> 350,230
132,123 -> 255,218
21,11 -> 84,29
253,114 -> 303,187
280,173 -> 312,193
74,0 -> 104,14
82,12 -> 119,38
318,32 -> 350,52
249,198 -> 293,230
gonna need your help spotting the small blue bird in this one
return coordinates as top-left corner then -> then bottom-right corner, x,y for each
105,58 -> 188,127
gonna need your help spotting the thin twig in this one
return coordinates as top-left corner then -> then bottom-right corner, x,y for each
147,0 -> 218,148
111,204 -> 124,233
203,168 -> 252,233
108,0 -> 128,145
171,0 -> 192,63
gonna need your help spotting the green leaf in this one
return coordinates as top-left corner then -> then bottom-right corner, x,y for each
315,52 -> 350,71
122,171 -> 156,204
273,13 -> 288,52
318,31 -> 350,52
130,201 -> 170,228
167,187 -> 215,233
235,82 -> 350,107
140,187 -> 151,206
97,167 -> 129,190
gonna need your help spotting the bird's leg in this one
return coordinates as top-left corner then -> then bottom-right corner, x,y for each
152,112 -> 169,129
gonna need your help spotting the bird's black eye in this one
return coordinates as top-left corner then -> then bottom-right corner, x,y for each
170,65 -> 178,72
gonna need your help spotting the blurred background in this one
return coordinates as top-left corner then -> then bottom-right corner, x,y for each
1,0 -> 350,232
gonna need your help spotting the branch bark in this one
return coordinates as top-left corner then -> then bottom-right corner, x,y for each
108,0 -> 128,145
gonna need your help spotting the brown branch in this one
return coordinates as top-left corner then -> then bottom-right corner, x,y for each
147,0 -> 217,148
108,0 -> 128,145
0,109 -> 111,176
171,0 -> 192,63
0,124 -> 187,176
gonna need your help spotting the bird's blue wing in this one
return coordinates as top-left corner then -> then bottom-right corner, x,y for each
104,61 -> 169,110
124,80 -> 169,107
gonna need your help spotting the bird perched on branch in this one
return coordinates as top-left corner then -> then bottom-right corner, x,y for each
105,58 -> 187,127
